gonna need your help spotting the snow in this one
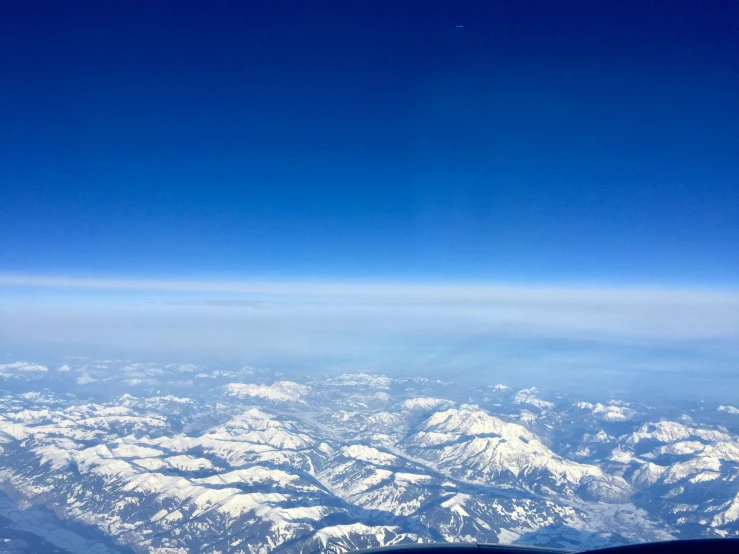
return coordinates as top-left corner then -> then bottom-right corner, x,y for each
663,456 -> 721,484
656,441 -> 706,456
223,381 -> 309,402
0,420 -> 30,440
406,406 -> 615,497
628,421 -> 731,444
202,408 -> 315,450
704,441 -> 739,462
0,369 -> 736,549
215,492 -> 287,518
165,455 -> 214,471
401,397 -> 452,411
441,493 -> 470,516
6,409 -> 54,422
315,523 -> 401,547
689,471 -> 721,484
35,444 -> 75,469
601,411 -> 630,423
111,444 -> 164,458
718,405 -> 739,415
370,392 -> 391,403
518,411 -> 537,425
162,509 -> 184,523
631,462 -> 667,488
589,430 -> 613,443
365,412 -> 403,426
393,472 -> 431,484
194,466 -> 319,492
609,447 -> 638,463
342,444 -> 398,465
711,493 -> 739,526
326,373 -> 393,389
133,458 -> 169,471
497,528 -> 521,544
142,395 -> 193,407
419,406 -> 532,440
579,402 -> 636,421
514,388 -> 554,410
275,506 -> 326,521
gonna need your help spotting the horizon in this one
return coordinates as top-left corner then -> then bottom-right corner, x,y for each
3,271 -> 738,402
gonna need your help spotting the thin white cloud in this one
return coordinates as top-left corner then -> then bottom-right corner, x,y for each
0,274 -> 737,377
1,273 -> 737,305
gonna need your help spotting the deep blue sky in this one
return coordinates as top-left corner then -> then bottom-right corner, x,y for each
2,1 -> 738,285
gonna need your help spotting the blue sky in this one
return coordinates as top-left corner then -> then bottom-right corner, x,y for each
2,1 -> 738,284
2,2 -> 739,396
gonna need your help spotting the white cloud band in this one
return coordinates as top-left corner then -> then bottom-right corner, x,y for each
1,274 -> 737,374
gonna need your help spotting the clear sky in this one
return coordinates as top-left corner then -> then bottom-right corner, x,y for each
2,1 -> 738,285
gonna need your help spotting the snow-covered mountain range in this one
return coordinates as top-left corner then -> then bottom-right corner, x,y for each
0,359 -> 737,553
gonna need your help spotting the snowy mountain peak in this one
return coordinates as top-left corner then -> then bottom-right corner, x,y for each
420,406 -> 531,440
326,373 -> 393,389
514,388 -> 554,410
223,381 -> 309,402
341,444 -> 398,465
400,397 -> 453,411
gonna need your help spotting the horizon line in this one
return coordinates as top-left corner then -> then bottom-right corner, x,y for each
2,273 -> 738,302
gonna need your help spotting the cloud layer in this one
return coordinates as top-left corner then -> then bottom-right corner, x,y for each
1,274 -> 737,391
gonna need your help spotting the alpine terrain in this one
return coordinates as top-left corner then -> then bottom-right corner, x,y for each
0,360 -> 737,553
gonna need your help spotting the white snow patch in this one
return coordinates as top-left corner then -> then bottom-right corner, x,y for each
111,444 -> 164,458
497,528 -> 521,544
514,388 -> 554,410
401,397 -> 452,411
326,373 -> 393,389
342,445 -> 397,465
224,381 -> 309,402
393,472 -> 432,484
165,455 -> 214,471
